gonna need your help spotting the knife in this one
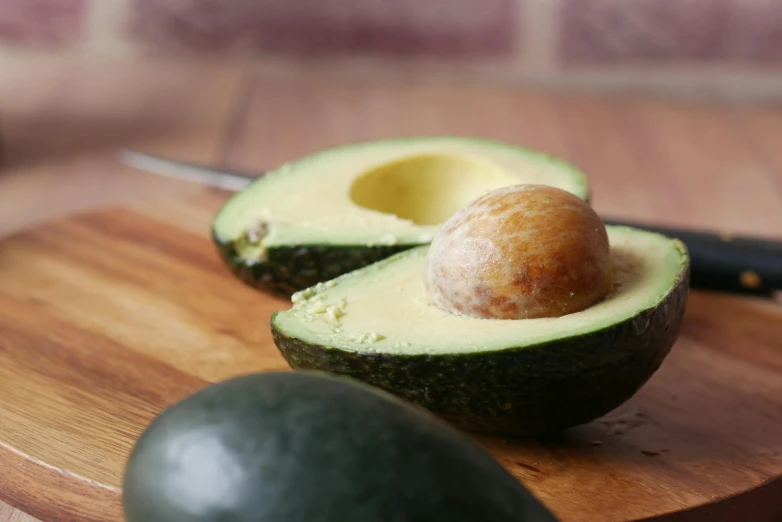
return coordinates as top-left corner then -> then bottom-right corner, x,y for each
119,149 -> 782,299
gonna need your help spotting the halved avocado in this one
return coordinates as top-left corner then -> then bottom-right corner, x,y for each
271,226 -> 690,437
212,136 -> 590,297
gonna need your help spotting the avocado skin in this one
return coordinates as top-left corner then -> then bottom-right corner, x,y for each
122,371 -> 558,522
271,270 -> 689,437
213,230 -> 418,298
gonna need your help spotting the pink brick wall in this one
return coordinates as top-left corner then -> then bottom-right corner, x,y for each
561,0 -> 782,63
128,0 -> 516,57
0,0 -> 87,46
0,0 -> 780,99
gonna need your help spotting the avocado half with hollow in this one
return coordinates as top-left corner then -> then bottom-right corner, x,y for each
212,136 -> 590,297
271,226 -> 690,437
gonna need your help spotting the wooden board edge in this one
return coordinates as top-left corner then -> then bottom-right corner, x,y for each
0,439 -> 122,522
641,475 -> 782,522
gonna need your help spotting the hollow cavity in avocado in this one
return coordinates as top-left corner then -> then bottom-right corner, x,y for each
211,136 -> 589,297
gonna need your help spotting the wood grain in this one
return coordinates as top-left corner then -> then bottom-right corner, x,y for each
0,207 -> 288,521
2,62 -> 782,521
0,205 -> 780,522
0,58 -> 246,521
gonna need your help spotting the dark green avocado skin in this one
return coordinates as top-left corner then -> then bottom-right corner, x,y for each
213,229 -> 418,298
122,371 -> 558,522
271,270 -> 689,437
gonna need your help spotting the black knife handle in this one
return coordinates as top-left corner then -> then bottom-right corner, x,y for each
603,219 -> 782,298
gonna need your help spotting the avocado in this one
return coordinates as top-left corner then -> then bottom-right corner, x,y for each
122,371 -> 559,522
212,136 -> 590,297
271,226 -> 690,437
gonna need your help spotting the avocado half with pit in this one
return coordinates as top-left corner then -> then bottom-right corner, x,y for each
212,136 -> 589,297
271,227 -> 690,437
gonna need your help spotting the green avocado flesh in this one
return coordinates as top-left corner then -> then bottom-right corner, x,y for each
271,226 -> 690,436
212,136 -> 589,297
123,371 -> 558,522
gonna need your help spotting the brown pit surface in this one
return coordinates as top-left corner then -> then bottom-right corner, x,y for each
424,184 -> 613,320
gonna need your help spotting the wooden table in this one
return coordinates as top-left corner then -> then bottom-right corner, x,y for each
1,59 -> 781,521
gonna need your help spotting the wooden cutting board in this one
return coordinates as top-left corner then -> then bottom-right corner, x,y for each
0,205 -> 780,522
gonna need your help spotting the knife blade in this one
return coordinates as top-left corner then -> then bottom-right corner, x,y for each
119,149 -> 255,191
119,149 -> 782,299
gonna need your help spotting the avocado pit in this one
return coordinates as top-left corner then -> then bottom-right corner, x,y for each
424,184 -> 614,320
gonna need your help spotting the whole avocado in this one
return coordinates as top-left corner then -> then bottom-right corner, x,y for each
123,371 -> 558,522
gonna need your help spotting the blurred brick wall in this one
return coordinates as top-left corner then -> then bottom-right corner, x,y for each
1,0 -> 781,99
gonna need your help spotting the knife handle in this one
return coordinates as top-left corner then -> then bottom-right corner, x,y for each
603,219 -> 782,298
